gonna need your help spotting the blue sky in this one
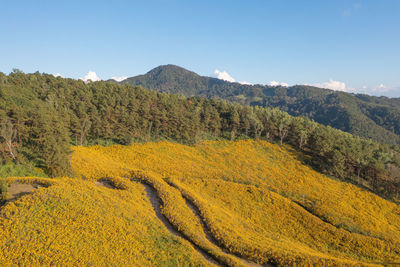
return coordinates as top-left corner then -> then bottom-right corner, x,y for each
1,0 -> 399,96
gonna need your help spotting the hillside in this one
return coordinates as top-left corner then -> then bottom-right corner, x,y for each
0,177 -> 210,266
121,65 -> 400,145
1,140 -> 399,265
1,70 -> 399,202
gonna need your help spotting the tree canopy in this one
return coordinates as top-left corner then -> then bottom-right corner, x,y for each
122,64 -> 400,146
0,71 -> 399,201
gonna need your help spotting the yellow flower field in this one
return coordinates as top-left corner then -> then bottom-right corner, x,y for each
1,140 -> 399,266
0,177 -> 210,266
72,140 -> 400,265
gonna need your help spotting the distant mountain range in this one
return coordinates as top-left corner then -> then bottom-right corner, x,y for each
118,64 -> 400,145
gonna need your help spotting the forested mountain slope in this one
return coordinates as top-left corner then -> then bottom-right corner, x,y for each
121,65 -> 400,145
0,70 -> 399,201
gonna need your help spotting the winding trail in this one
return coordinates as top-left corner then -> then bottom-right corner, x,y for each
141,183 -> 221,266
138,179 -> 269,266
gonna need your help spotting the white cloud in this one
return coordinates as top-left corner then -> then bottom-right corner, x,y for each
111,76 -> 128,82
80,71 -> 101,83
54,73 -> 62,78
312,79 -> 354,92
359,84 -> 400,97
378,84 -> 386,90
268,80 -> 289,87
359,84 -> 388,93
309,81 -> 400,97
238,80 -> 253,85
213,69 -> 236,83
212,69 -> 253,85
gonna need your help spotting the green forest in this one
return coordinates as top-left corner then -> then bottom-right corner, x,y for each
1,70 -> 400,201
123,65 -> 400,145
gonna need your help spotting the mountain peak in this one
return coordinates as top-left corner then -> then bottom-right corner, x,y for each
122,64 -> 205,95
121,64 -> 400,145
148,64 -> 188,72
145,64 -> 200,78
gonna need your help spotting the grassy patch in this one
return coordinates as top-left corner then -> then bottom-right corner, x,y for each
0,163 -> 47,178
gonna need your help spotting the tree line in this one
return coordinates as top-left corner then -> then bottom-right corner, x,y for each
123,64 -> 400,146
0,70 -> 399,201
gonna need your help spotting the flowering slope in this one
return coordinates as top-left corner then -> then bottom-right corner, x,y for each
72,140 -> 400,265
0,177 -> 209,266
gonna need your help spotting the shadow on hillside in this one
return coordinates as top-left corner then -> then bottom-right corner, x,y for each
284,145 -> 400,204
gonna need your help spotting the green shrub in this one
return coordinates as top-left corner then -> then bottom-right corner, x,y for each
0,163 -> 47,178
0,179 -> 8,203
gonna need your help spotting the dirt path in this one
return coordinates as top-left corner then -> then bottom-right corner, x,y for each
7,183 -> 38,201
142,183 -> 221,266
140,180 -> 271,266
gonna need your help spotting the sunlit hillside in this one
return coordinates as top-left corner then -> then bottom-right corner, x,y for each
1,140 -> 399,266
71,140 -> 400,265
2,0 -> 400,266
0,177 -> 209,266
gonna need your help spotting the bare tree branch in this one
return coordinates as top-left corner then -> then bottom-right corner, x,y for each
0,120 -> 16,160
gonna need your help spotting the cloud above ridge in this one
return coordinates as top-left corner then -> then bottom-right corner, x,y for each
111,76 -> 128,82
268,80 -> 289,87
311,79 -> 354,92
212,69 -> 253,85
213,69 -> 236,83
80,71 -> 101,83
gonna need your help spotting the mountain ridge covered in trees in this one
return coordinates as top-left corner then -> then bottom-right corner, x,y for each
0,70 -> 399,202
121,64 -> 400,145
